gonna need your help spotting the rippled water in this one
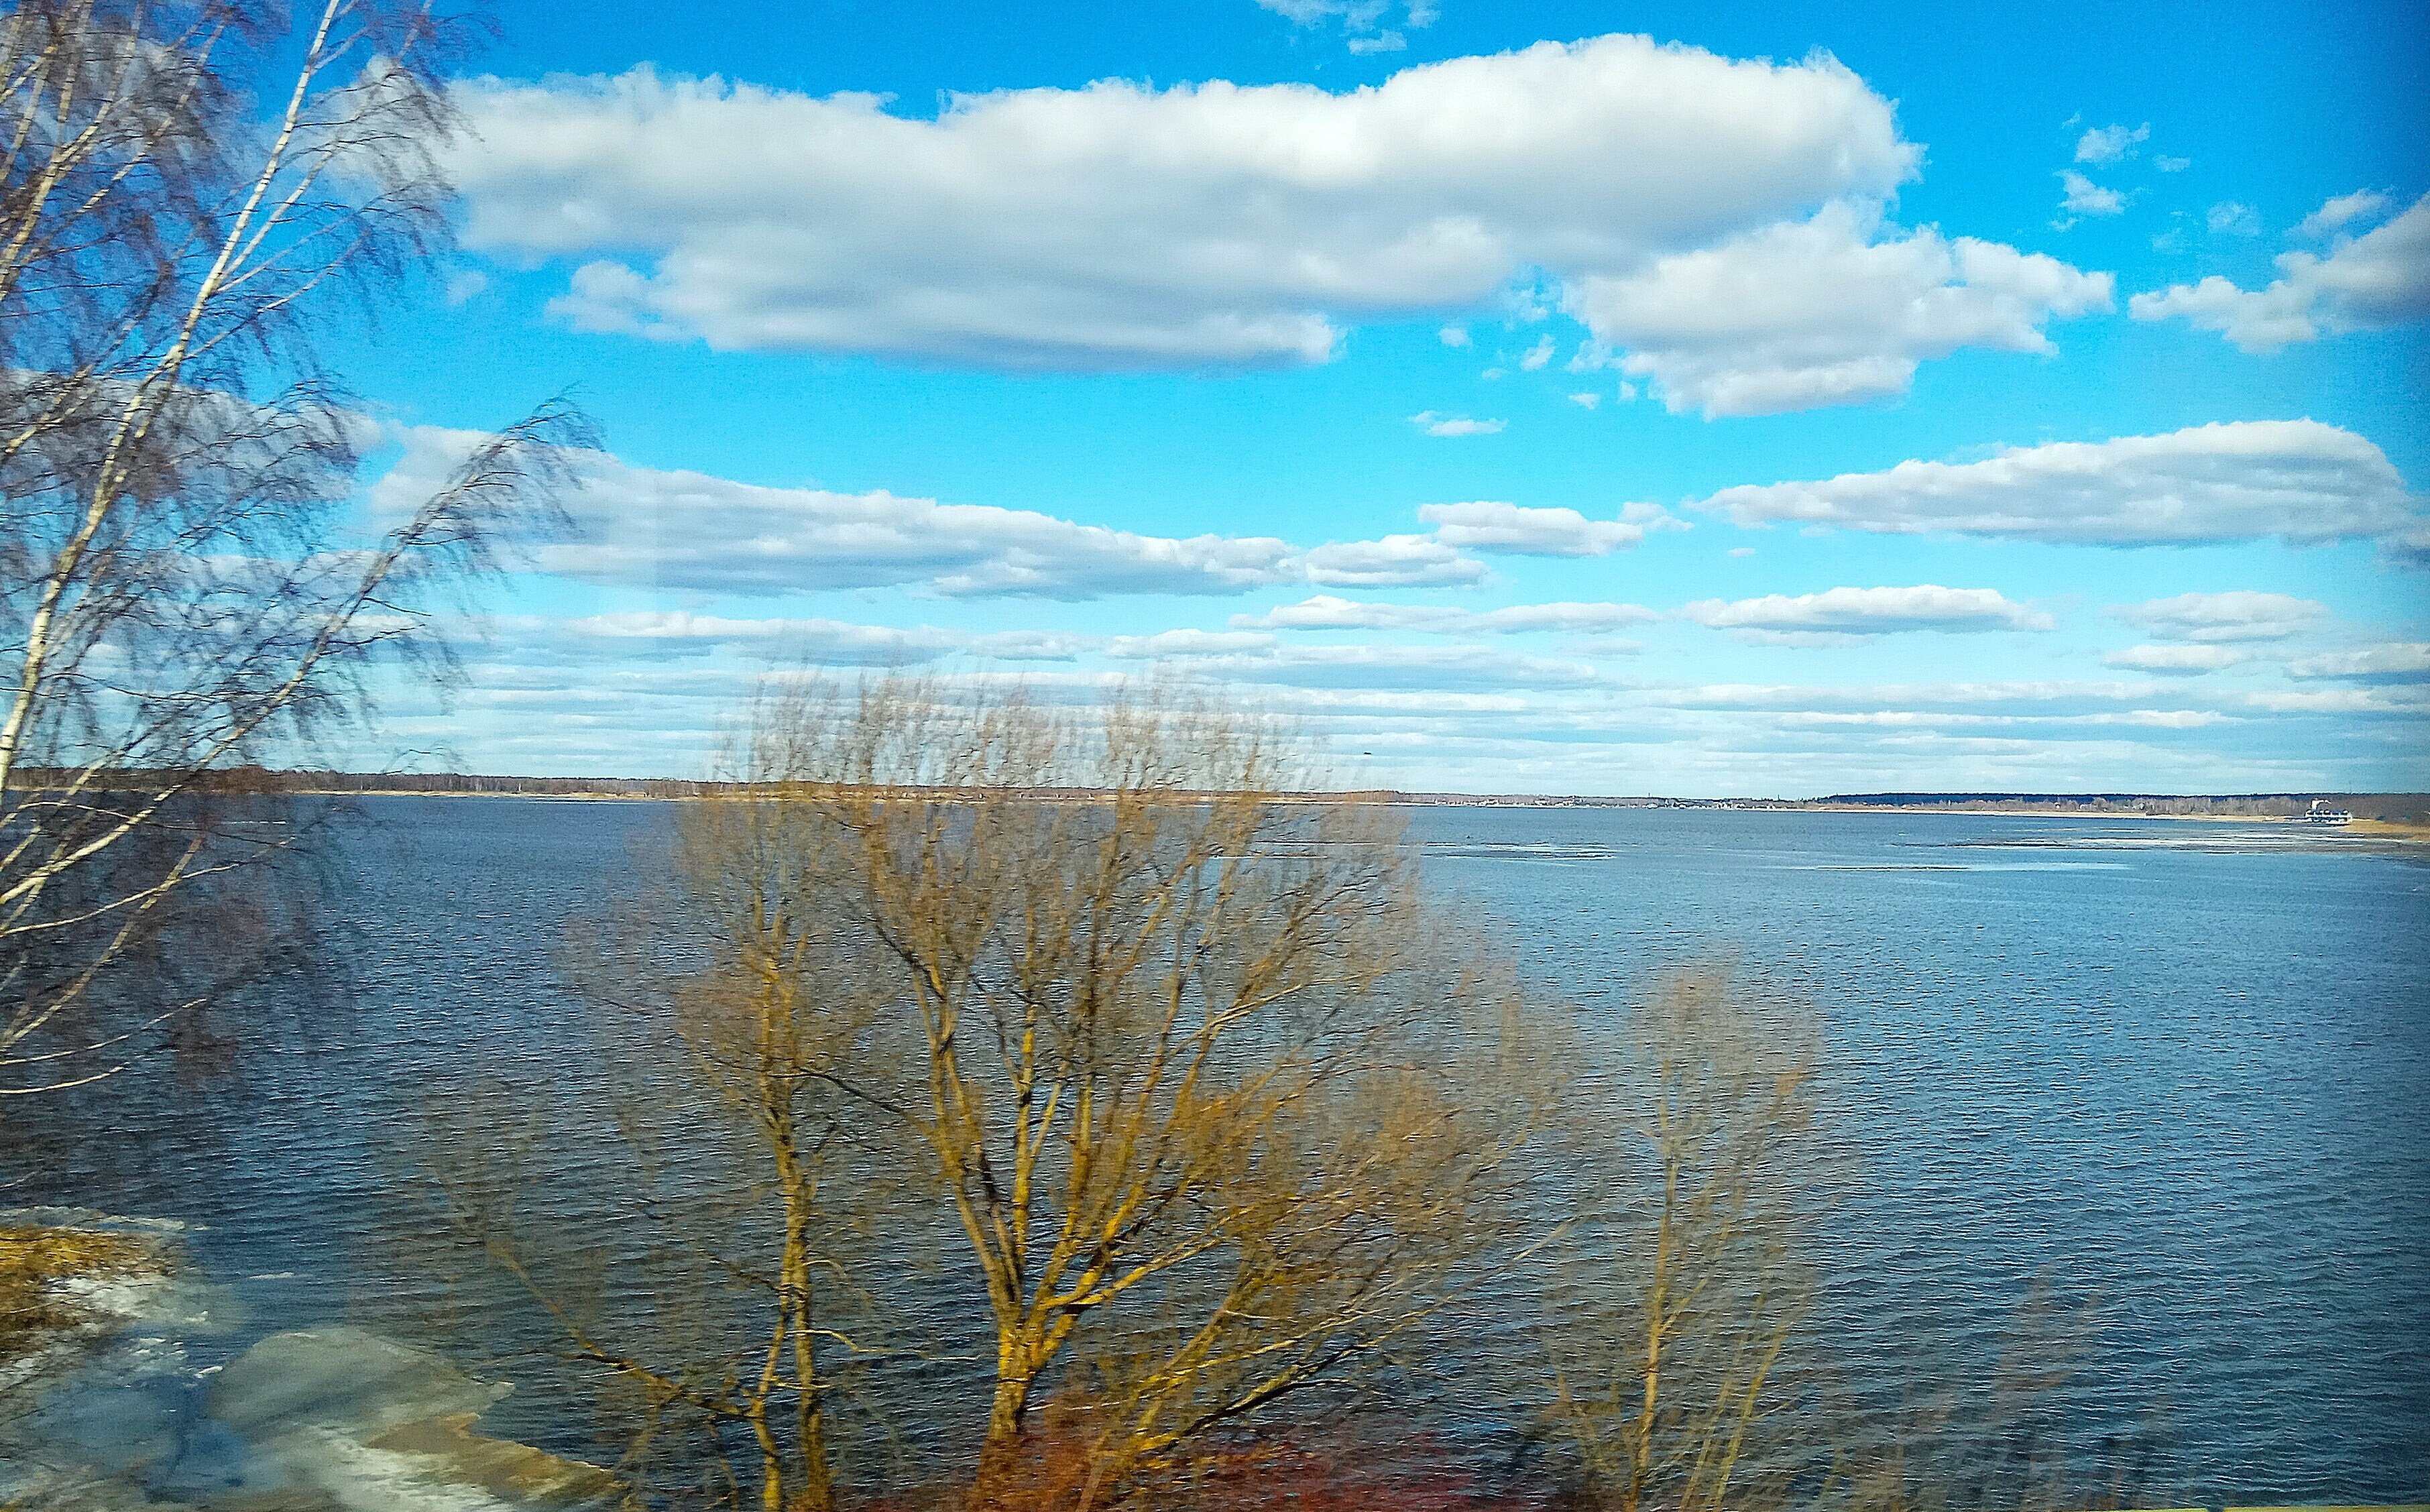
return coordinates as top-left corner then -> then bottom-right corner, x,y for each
13,799 -> 2429,1500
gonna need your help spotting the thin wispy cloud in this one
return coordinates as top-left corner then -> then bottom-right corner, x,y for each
1410,411 -> 1506,437
2074,122 -> 2148,164
1700,422 -> 2425,555
2111,591 -> 2328,643
1681,585 -> 2056,645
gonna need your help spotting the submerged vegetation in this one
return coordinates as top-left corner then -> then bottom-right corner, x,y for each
0,1220 -> 156,1368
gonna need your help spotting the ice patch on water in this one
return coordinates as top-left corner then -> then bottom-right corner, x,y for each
0,1240 -> 623,1511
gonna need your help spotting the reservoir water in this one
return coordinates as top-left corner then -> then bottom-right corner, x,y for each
11,798 -> 2428,1501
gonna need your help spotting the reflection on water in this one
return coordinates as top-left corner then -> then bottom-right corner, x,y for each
7,801 -> 2427,1501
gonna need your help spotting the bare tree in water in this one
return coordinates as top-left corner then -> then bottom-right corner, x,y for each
1538,967 -> 1822,1512
418,675 -> 1567,1510
0,1 -> 587,1100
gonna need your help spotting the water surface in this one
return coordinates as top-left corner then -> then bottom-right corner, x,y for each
13,799 -> 2427,1499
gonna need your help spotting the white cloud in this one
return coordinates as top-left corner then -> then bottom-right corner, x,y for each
1561,204 -> 2111,416
375,427 -> 1493,599
2074,123 -> 2148,164
1567,391 -> 1601,409
551,610 -> 946,662
444,269 -> 489,305
2295,190 -> 2390,239
1411,410 -> 1505,437
1654,680 -> 2168,716
1301,534 -> 1487,586
1700,421 -> 2425,553
1519,334 -> 1556,369
1231,594 -> 1658,634
2101,644 -> 2249,674
2111,591 -> 2327,643
970,630 -> 1096,660
1438,325 -> 1472,347
1416,499 -> 1672,555
1106,628 -> 1278,658
1680,585 -> 2055,644
2130,194 -> 2430,351
1255,0 -> 1437,53
2284,642 -> 2430,682
2152,155 -> 2190,173
532,612 -> 1099,666
2059,170 -> 2125,217
2206,200 -> 2261,236
451,37 -> 1916,370
1145,640 -> 1611,691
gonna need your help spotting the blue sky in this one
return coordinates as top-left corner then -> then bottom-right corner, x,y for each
341,0 -> 2429,793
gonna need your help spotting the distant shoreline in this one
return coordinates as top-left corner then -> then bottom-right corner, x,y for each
188,778 -> 2429,837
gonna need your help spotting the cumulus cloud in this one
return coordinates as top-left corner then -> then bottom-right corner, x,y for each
2152,155 -> 2190,173
1519,334 -> 1557,369
375,428 -> 1484,599
2111,591 -> 2327,643
1568,391 -> 1601,409
1416,499 -> 1670,555
1411,410 -> 1505,437
2101,644 -> 2249,674
2074,123 -> 2148,164
2283,642 -> 2430,682
2059,170 -> 2126,217
1699,421 -> 2425,553
1438,325 -> 1472,347
1231,594 -> 1658,633
1680,585 -> 2055,645
450,37 -> 1915,371
1301,534 -> 1487,586
2206,200 -> 2262,236
1560,204 -> 2111,415
2129,194 -> 2430,351
2295,190 -> 2390,239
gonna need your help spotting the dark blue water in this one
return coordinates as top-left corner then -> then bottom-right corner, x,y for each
14,798 -> 2429,1499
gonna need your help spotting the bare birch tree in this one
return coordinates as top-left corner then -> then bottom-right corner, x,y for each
1540,967 -> 1821,1512
0,1 -> 587,1099
752,676 -> 1562,1502
422,675 -> 1566,1508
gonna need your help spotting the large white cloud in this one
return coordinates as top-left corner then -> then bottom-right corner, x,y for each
1561,205 -> 2111,415
447,37 -> 1921,371
1699,420 -> 2425,553
374,428 -> 1484,598
2111,591 -> 2327,643
1680,585 -> 2055,644
2129,194 -> 2430,351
